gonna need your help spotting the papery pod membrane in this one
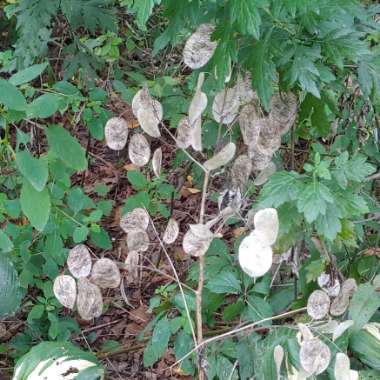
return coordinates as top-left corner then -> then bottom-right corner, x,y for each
299,337 -> 331,375
330,278 -> 357,316
77,278 -> 103,321
163,218 -> 179,245
273,345 -> 284,380
191,117 -> 203,152
67,244 -> 92,279
176,116 -> 192,149
136,106 -> 161,138
231,154 -> 252,191
334,353 -> 359,380
152,147 -> 162,178
125,250 -> 139,283
307,289 -> 330,320
238,231 -> 273,278
90,258 -> 121,289
188,73 -> 207,126
212,86 -> 240,124
12,341 -> 104,380
253,208 -> 279,246
183,23 -> 217,69
53,275 -> 76,310
104,117 -> 129,151
239,104 -> 261,146
332,320 -> 354,341
128,133 -> 151,167
258,132 -> 281,155
204,142 -> 236,171
317,272 -> 341,297
249,147 -> 273,171
236,73 -> 257,104
254,161 -> 276,186
182,224 -> 214,257
120,207 -> 149,233
269,92 -> 298,136
127,229 -> 150,252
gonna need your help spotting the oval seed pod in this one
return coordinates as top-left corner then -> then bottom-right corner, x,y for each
254,161 -> 276,186
332,320 -> 354,341
127,229 -> 150,252
238,231 -> 273,278
212,87 -> 240,124
273,345 -> 284,380
104,117 -> 129,151
120,207 -> 149,233
152,147 -> 162,178
189,73 -> 208,126
128,133 -> 151,167
176,116 -> 192,149
258,133 -> 281,156
299,338 -> 331,376
231,154 -> 252,191
90,258 -> 121,289
239,104 -> 261,146
330,278 -> 357,316
317,272 -> 341,298
53,275 -> 76,310
269,92 -> 297,136
307,290 -> 330,320
182,224 -> 214,257
204,142 -> 236,171
183,23 -> 217,69
136,106 -> 161,138
163,218 -> 179,245
236,73 -> 257,104
249,145 -> 274,171
334,353 -> 359,380
67,244 -> 92,279
76,278 -> 103,320
253,208 -> 279,246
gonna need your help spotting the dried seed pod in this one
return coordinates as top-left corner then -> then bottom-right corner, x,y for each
273,345 -> 284,380
239,104 -> 261,146
182,224 -> 214,257
332,320 -> 354,341
152,147 -> 162,178
317,273 -> 341,298
298,323 -> 314,342
249,146 -> 273,171
269,92 -> 297,136
90,258 -> 121,289
204,142 -> 236,171
236,73 -> 257,104
136,107 -> 161,138
231,154 -> 252,190
254,161 -> 276,186
307,290 -> 331,320
176,116 -> 192,149
67,244 -> 92,279
53,275 -> 76,309
120,208 -> 149,233
341,278 -> 357,297
258,133 -> 281,155
300,338 -> 331,375
189,73 -> 207,126
183,23 -> 217,69
330,293 -> 350,316
238,231 -> 273,278
191,117 -> 202,152
212,87 -> 240,124
253,208 -> 279,246
128,133 -> 151,167
334,353 -> 359,380
127,229 -> 150,252
76,278 -> 103,320
125,250 -> 139,283
104,117 -> 129,151
163,218 -> 179,245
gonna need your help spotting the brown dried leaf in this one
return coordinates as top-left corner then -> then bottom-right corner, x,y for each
300,338 -> 331,375
77,278 -> 103,320
127,230 -> 150,252
182,224 -> 214,257
204,142 -> 236,171
120,208 -> 149,233
90,258 -> 121,289
307,290 -> 330,320
212,87 -> 240,124
53,275 -> 76,309
128,133 -> 151,167
183,24 -> 217,69
152,147 -> 162,178
163,218 -> 179,245
67,244 -> 92,279
104,117 -> 129,151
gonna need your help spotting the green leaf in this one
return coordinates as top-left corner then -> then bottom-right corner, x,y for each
16,150 -> 48,191
206,270 -> 241,294
348,283 -> 380,331
9,62 -> 49,86
45,124 -> 87,171
27,304 -> 45,321
127,171 -> 148,191
28,93 -> 60,119
73,225 -> 89,243
128,0 -> 160,31
243,295 -> 273,325
20,180 -> 51,231
0,256 -> 22,320
0,79 -> 27,111
0,231 -> 13,253
230,0 -> 262,39
90,228 -> 112,249
350,329 -> 380,371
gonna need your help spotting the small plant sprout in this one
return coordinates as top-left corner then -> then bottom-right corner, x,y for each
182,224 -> 214,257
183,23 -> 217,69
204,142 -> 236,171
307,290 -> 331,320
128,133 -> 151,167
120,207 -> 149,233
162,218 -> 179,245
90,258 -> 121,289
67,244 -> 92,279
76,278 -> 103,321
53,275 -> 76,310
152,147 -> 162,178
104,117 -> 129,151
127,229 -> 150,252
334,353 -> 359,380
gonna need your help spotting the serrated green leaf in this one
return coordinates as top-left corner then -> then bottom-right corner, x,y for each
0,231 -> 13,253
230,0 -> 262,39
0,79 -> 27,111
127,171 -> 148,191
9,62 -> 48,86
206,270 -> 241,294
73,225 -> 89,243
28,93 -> 60,119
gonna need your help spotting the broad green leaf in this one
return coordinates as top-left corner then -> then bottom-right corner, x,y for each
0,79 -> 27,111
15,150 -> 48,191
28,93 -> 60,118
230,0 -> 262,39
45,125 -> 87,171
73,225 -> 89,243
350,328 -> 380,371
90,228 -> 112,250
207,270 -> 241,294
0,230 -> 13,253
9,62 -> 48,86
20,180 -> 51,231
348,284 -> 380,331
243,295 -> 273,325
0,256 -> 22,320
144,317 -> 171,366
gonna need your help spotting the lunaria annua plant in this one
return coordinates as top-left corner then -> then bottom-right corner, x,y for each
104,117 -> 129,151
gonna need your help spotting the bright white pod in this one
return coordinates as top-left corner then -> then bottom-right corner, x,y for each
76,278 -> 103,321
299,337 -> 331,376
53,275 -> 76,310
120,207 -> 149,233
212,87 -> 240,124
136,106 -> 161,138
334,353 -> 359,380
183,23 -> 217,69
253,208 -> 279,246
332,320 -> 354,342
152,147 -> 162,178
182,224 -> 214,257
67,244 -> 92,279
127,229 -> 150,252
163,218 -> 179,245
307,289 -> 330,320
90,258 -> 121,289
238,231 -> 273,278
128,133 -> 151,167
273,345 -> 284,380
204,142 -> 236,171
188,72 -> 208,126
104,117 -> 129,151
